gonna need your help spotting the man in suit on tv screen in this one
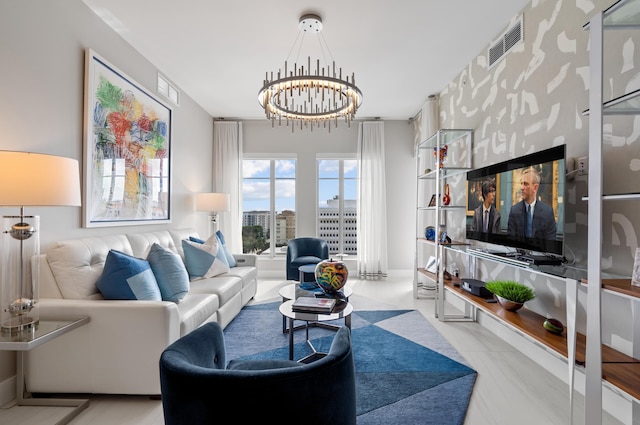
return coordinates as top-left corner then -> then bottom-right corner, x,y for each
470,179 -> 501,234
507,167 -> 556,240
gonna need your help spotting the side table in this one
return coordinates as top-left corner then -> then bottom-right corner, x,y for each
0,316 -> 91,425
279,300 -> 352,363
279,283 -> 353,333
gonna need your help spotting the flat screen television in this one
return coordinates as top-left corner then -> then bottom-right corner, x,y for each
465,145 -> 566,260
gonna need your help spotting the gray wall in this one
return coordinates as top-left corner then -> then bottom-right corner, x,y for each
437,0 -> 640,353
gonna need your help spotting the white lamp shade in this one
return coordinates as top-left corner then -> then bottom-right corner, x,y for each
0,151 -> 81,207
195,193 -> 230,212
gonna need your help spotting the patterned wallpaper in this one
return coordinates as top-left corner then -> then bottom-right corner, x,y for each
426,0 -> 639,277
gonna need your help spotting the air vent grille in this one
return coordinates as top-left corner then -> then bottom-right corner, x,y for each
488,15 -> 523,69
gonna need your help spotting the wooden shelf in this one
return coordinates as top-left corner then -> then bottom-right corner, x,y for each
580,278 -> 640,299
602,363 -> 640,401
601,278 -> 640,298
443,280 -> 640,398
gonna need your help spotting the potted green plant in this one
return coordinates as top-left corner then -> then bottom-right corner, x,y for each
484,280 -> 535,311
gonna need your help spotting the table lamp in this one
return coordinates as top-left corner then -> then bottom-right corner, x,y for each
0,151 -> 81,334
195,192 -> 230,234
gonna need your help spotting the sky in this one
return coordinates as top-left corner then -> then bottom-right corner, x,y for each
242,159 -> 357,212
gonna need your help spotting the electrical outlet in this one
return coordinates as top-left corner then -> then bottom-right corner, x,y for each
578,156 -> 588,175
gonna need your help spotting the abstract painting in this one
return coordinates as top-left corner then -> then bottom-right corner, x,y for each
83,49 -> 171,227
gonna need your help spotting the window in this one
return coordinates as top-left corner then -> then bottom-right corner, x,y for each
317,158 -> 358,256
242,158 -> 296,256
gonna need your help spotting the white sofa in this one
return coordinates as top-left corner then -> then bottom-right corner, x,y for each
24,228 -> 257,395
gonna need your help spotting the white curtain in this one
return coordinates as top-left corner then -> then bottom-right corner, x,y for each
357,121 -> 388,278
213,121 -> 243,253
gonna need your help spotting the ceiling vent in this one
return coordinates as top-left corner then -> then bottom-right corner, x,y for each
488,15 -> 523,69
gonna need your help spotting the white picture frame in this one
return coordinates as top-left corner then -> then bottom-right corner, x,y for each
632,248 -> 640,287
83,49 -> 172,227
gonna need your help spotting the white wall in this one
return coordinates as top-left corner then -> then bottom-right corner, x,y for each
0,0 -> 215,394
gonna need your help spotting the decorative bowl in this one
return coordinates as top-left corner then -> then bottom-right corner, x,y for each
315,259 -> 348,294
425,226 -> 436,241
495,295 -> 524,312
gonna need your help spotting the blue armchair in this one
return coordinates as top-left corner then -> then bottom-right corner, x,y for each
160,322 -> 356,425
286,237 -> 329,280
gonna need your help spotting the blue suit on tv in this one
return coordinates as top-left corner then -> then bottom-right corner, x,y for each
507,200 -> 556,240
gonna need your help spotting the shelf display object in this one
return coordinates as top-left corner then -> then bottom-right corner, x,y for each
583,1 -> 640,423
413,129 -> 472,311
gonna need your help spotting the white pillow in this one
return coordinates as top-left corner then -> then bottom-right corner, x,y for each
182,234 -> 230,279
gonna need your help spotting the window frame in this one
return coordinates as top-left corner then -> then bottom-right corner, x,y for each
316,154 -> 358,256
242,154 -> 296,258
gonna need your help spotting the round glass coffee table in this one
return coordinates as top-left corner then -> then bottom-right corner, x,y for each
278,283 -> 353,332
279,299 -> 352,363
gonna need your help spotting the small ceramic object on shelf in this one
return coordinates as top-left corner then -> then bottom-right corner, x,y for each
438,224 -> 448,244
425,226 -> 436,241
433,145 -> 448,168
543,318 -> 564,335
442,183 -> 451,206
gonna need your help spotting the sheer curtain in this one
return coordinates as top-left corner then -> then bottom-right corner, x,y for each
213,121 -> 243,253
357,121 -> 388,278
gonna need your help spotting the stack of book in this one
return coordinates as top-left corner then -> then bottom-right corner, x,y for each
291,296 -> 336,313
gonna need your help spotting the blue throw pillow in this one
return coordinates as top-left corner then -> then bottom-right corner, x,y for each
182,234 -> 230,279
216,230 -> 237,268
96,250 -> 161,301
147,243 -> 189,303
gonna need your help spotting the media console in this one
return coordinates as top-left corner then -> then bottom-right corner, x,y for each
438,244 -> 638,424
466,247 -> 563,266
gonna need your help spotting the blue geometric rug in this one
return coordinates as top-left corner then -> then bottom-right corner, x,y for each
223,295 -> 477,425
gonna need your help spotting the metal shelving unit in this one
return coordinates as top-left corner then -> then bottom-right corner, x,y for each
413,129 -> 472,320
584,1 -> 640,423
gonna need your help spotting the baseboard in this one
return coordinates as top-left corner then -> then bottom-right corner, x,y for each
0,375 -> 15,406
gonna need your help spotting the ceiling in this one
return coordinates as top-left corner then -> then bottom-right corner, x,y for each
82,0 -> 530,121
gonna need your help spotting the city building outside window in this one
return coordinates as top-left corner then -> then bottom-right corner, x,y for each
317,157 -> 358,257
242,158 -> 295,256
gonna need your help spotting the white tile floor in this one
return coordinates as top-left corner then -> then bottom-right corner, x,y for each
0,277 -> 624,425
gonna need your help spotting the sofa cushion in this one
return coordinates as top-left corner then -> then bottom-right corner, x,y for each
215,230 -> 237,268
127,231 -> 180,259
177,293 -> 219,336
188,275 -> 242,305
96,250 -> 162,301
46,234 -> 133,300
182,235 -> 230,279
221,266 -> 257,289
147,243 -> 189,303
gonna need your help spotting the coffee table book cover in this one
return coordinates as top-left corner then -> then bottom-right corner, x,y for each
291,296 -> 336,313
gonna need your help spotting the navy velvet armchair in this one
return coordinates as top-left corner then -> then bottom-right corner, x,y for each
286,237 -> 329,280
159,322 -> 356,425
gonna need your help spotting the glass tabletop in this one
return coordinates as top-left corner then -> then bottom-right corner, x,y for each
0,316 -> 90,351
279,299 -> 353,322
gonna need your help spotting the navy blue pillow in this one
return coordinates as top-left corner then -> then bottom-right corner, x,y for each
96,250 -> 161,300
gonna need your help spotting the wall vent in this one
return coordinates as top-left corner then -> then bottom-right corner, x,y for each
488,15 -> 523,69
157,73 -> 180,106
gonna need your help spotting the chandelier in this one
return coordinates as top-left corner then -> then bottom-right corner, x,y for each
258,14 -> 363,132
